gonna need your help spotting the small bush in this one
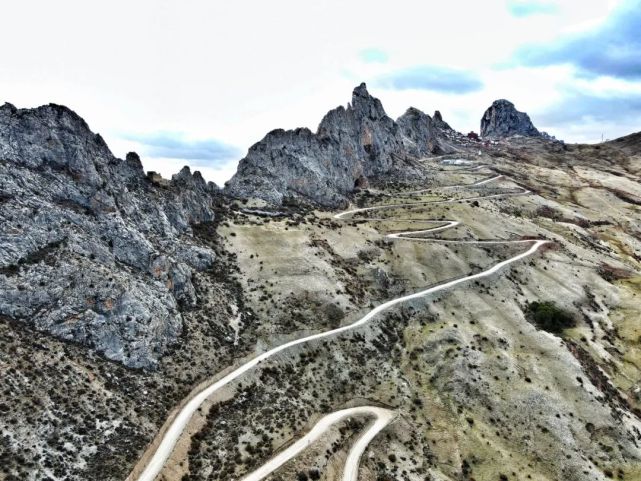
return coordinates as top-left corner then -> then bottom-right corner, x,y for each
536,205 -> 562,220
526,301 -> 575,333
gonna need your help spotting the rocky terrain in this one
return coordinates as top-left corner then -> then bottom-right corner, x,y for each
224,84 -> 459,208
480,99 -> 542,139
2,87 -> 641,481
0,102 -> 222,368
0,103 -> 260,480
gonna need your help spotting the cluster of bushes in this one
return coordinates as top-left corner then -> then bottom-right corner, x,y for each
526,301 -> 576,333
297,469 -> 321,481
535,205 -> 590,228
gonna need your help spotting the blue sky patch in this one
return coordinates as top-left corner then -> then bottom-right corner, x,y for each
359,48 -> 389,63
507,0 -> 558,17
125,132 -> 241,165
374,65 -> 483,93
513,0 -> 641,79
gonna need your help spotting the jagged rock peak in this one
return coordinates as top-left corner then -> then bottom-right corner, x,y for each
350,82 -> 388,120
225,83 -> 422,207
1,102 -> 17,112
480,99 -> 541,139
397,107 -> 436,153
171,165 -> 219,192
0,102 -> 117,186
433,110 -> 452,131
125,151 -> 144,170
224,83 -> 468,206
3,102 -> 101,141
396,107 -> 456,156
401,106 -> 429,118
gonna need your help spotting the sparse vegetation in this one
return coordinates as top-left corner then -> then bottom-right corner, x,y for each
598,263 -> 634,282
5,134 -> 641,481
526,301 -> 576,333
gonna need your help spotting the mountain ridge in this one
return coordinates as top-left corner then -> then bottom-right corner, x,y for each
224,83 -> 457,207
0,89 -> 637,370
2,87 -> 641,481
0,102 -> 221,368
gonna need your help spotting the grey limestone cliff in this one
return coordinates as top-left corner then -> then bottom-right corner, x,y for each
225,83 -> 453,207
0,103 -> 219,368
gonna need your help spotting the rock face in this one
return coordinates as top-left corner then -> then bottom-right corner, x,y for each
432,110 -> 452,131
225,84 -> 452,207
396,107 -> 439,156
480,99 -> 541,139
396,108 -> 465,156
0,103 -> 219,368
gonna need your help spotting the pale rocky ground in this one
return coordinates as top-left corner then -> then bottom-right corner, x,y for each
151,139 -> 641,481
4,135 -> 641,481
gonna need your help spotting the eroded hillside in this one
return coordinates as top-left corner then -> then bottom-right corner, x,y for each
132,140 -> 641,481
2,92 -> 641,481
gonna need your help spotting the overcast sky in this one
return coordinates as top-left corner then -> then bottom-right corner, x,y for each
1,0 -> 640,185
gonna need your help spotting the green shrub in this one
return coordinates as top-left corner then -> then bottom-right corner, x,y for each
526,301 -> 575,333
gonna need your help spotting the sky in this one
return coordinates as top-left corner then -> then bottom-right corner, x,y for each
1,0 -> 640,185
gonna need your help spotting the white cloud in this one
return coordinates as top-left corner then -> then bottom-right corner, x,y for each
0,0 -> 635,184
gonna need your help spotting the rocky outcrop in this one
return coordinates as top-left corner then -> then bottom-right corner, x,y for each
225,84 -> 436,207
433,110 -> 452,131
396,107 -> 463,157
396,107 -> 439,157
480,99 -> 541,139
607,131 -> 641,154
0,103 -> 219,368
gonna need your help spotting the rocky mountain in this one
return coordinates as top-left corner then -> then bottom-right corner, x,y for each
4,87 -> 641,481
0,103 -> 220,368
396,107 -> 437,153
0,86 -> 461,371
480,99 -> 542,139
224,83 -> 454,207
432,110 -> 452,131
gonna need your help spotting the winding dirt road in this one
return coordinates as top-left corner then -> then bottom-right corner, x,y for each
241,406 -> 395,481
131,169 -> 548,481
